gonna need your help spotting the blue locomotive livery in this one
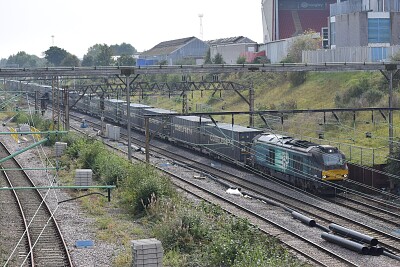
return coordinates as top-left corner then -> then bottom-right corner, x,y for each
4,80 -> 349,195
251,133 -> 348,194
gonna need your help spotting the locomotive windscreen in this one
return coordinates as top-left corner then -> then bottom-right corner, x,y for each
322,153 -> 344,166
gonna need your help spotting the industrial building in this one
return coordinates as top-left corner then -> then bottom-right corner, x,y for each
261,0 -> 333,43
137,37 -> 209,66
262,0 -> 400,63
330,0 -> 400,48
206,36 -> 261,64
304,0 -> 400,62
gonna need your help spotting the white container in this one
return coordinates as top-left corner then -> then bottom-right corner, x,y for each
55,142 -> 67,157
75,169 -> 93,186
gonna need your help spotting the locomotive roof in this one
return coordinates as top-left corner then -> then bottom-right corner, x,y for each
255,133 -> 320,151
207,123 -> 262,133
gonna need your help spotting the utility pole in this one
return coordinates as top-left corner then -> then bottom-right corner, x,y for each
389,70 -> 394,154
381,64 -> 399,155
121,69 -> 139,161
249,82 -> 255,127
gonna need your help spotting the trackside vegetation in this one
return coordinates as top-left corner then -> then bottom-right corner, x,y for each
58,135 -> 309,267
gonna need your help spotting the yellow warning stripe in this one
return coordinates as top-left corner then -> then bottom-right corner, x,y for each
30,126 -> 41,141
9,127 -> 19,143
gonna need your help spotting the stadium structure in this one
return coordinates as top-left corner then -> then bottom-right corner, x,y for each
261,0 -> 335,44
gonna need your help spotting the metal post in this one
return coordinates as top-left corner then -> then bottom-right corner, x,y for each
389,71 -> 394,154
57,77 -> 60,130
64,86 -> 69,131
35,91 -> 38,114
249,82 -> 254,127
126,75 -> 132,161
145,117 -> 150,163
52,77 -> 55,130
372,148 -> 375,166
182,91 -> 188,114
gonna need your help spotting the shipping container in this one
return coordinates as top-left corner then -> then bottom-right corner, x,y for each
171,116 -> 212,146
204,123 -> 263,162
122,103 -> 153,129
104,99 -> 126,123
143,108 -> 178,137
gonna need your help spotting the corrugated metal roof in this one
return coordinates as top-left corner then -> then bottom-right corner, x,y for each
124,103 -> 152,108
141,37 -> 196,56
107,99 -> 126,103
175,116 -> 212,123
144,108 -> 178,114
208,123 -> 262,133
206,36 -> 256,46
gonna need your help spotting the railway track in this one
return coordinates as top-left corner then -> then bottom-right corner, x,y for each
0,141 -> 72,266
83,114 -> 400,255
71,114 -> 400,266
69,118 -> 358,267
130,129 -> 400,255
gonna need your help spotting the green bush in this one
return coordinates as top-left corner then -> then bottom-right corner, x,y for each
236,56 -> 246,64
65,137 -> 90,159
335,78 -> 383,108
119,164 -> 174,214
93,151 -> 131,185
288,71 -> 307,86
364,88 -> 384,105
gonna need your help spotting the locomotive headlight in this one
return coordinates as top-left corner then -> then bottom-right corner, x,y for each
343,174 -> 348,178
322,175 -> 327,178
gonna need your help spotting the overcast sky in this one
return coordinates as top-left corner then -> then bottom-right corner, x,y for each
0,0 -> 263,59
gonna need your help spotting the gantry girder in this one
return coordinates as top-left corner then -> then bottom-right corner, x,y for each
1,62 -> 400,78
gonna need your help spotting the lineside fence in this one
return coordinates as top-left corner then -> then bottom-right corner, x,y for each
303,45 -> 400,63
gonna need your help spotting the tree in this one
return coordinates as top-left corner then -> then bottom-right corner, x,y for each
81,54 -> 94,67
61,54 -> 80,67
213,53 -> 225,64
0,58 -> 7,67
84,44 -> 113,66
6,51 -> 45,68
204,48 -> 212,64
111,43 -> 136,56
282,30 -> 321,63
44,46 -> 69,66
281,31 -> 320,86
96,44 -> 113,66
252,56 -> 270,64
116,54 -> 136,66
236,56 -> 246,64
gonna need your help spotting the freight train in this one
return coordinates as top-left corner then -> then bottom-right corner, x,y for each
5,80 -> 349,194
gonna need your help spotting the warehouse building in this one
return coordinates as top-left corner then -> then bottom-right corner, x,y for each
137,37 -> 209,66
206,36 -> 261,64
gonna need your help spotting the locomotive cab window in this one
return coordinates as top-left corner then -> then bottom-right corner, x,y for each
322,153 -> 343,166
